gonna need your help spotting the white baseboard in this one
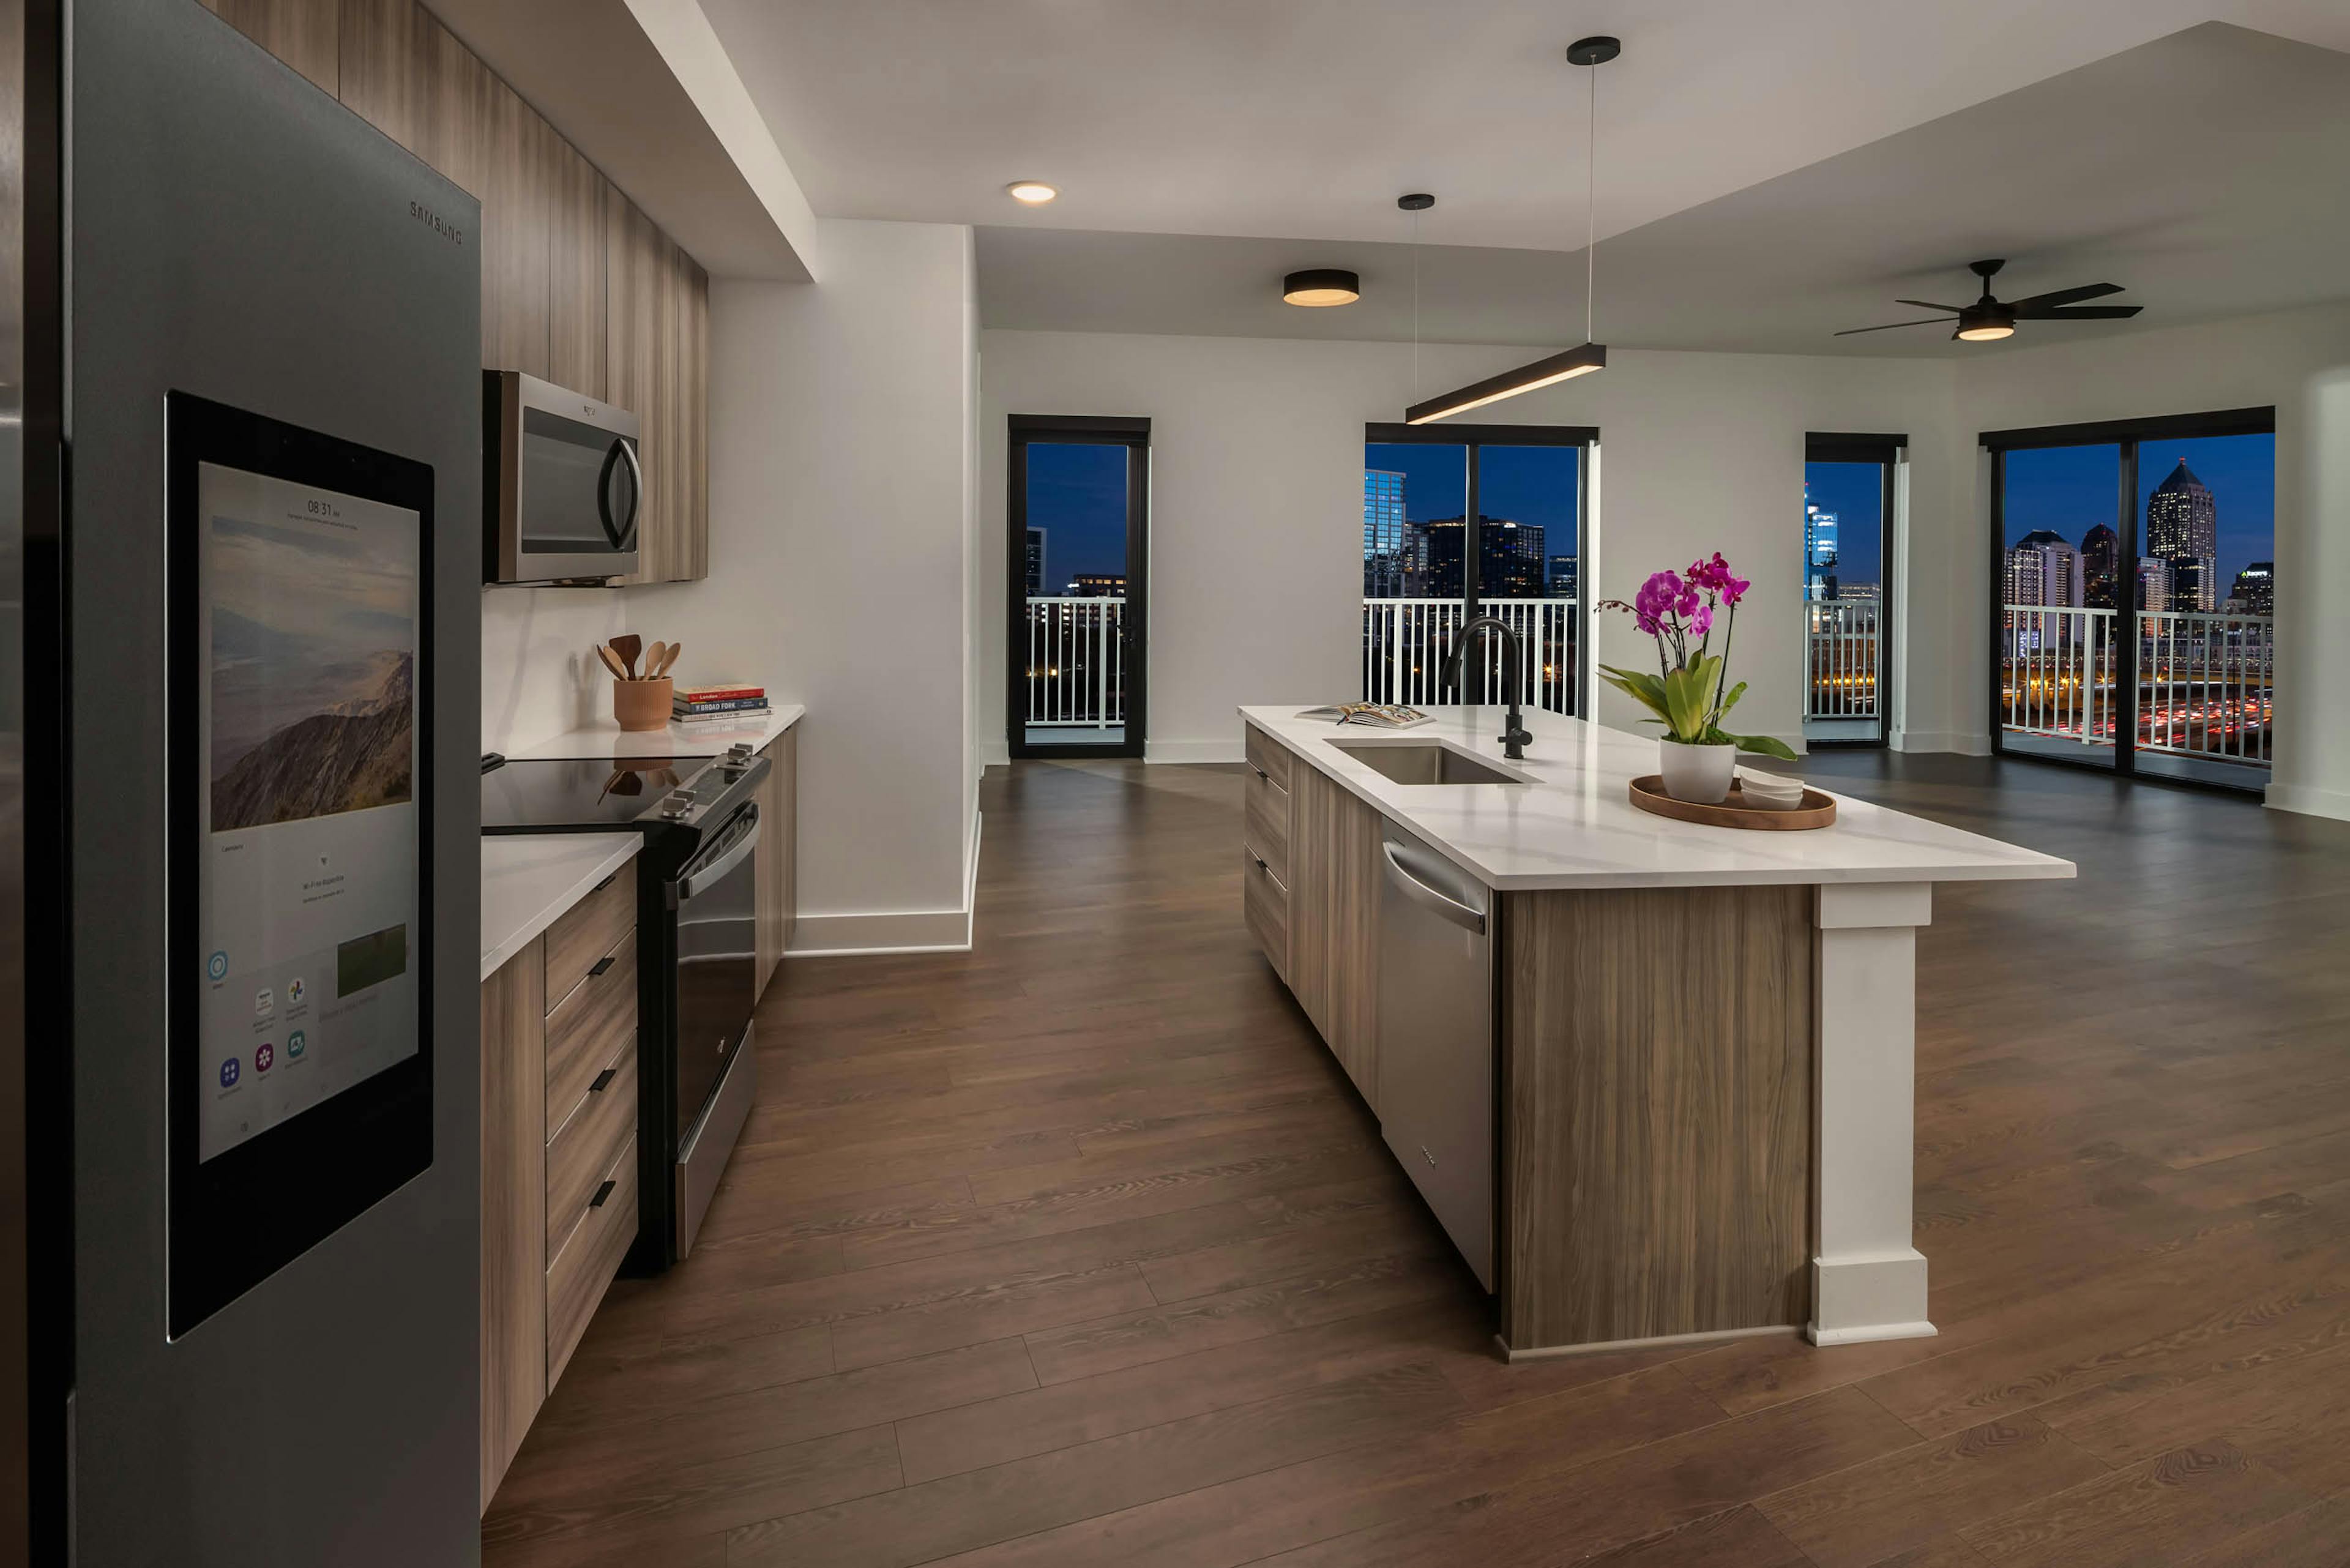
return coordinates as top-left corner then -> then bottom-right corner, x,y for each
2266,782 -> 2350,823
785,810 -> 983,957
1144,738 -> 1245,764
1893,729 -> 1993,756
980,739 -> 1009,768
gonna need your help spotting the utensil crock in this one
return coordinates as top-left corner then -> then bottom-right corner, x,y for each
613,675 -> 674,732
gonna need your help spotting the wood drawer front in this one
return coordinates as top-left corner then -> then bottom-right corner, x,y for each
544,862 -> 635,1012
1244,848 -> 1289,982
1244,724 -> 1291,791
545,927 -> 637,1137
547,1134 -> 636,1390
546,1045 -> 638,1264
1244,767 -> 1291,885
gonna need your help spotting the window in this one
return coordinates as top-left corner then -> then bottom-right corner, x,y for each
1005,416 -> 1150,759
1802,434 -> 1903,747
1360,423 -> 1593,714
1985,408 -> 2275,788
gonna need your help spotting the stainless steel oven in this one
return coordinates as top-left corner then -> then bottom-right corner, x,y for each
483,369 -> 642,583
671,795 -> 762,1253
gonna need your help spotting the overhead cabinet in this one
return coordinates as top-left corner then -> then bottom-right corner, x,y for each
204,0 -> 709,583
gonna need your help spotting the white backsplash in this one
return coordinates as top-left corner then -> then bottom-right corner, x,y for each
480,583 -> 679,755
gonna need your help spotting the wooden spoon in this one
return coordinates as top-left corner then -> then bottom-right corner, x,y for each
595,643 -> 629,682
643,640 -> 670,682
654,641 -> 682,679
610,633 -> 642,679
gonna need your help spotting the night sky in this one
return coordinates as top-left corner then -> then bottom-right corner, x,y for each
2002,431 -> 2275,582
1362,442 -> 1580,536
1023,442 -> 1130,587
1803,461 -> 1885,590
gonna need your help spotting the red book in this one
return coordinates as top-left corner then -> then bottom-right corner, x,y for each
676,684 -> 764,701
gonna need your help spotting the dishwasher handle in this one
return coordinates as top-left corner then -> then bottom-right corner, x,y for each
1381,841 -> 1486,935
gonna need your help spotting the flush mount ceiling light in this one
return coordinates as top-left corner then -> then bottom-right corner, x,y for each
1004,181 -> 1059,204
1406,35 -> 1617,424
1282,268 -> 1361,307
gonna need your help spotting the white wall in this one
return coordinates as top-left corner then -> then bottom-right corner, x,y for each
1945,300 -> 2350,819
481,588 -> 638,755
977,330 -> 1961,762
653,217 -> 980,949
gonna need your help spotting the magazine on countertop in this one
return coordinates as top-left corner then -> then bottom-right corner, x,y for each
1294,703 -> 1434,731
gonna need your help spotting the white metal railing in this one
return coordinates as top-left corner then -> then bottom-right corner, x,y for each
1025,596 -> 1125,729
2137,610 -> 2274,767
1805,601 -> 1881,721
2001,605 -> 2118,745
1361,597 -> 1576,714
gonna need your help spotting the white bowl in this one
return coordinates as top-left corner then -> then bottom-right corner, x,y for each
1737,771 -> 1807,810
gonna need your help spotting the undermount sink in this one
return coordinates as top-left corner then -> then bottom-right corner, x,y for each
1329,741 -> 1526,786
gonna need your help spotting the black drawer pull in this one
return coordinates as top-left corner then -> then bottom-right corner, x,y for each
589,955 -> 616,977
590,1067 -> 617,1093
1250,764 -> 1267,780
592,873 -> 616,894
589,1179 -> 617,1209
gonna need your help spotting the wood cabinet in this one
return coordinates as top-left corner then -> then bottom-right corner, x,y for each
1240,724 -> 1379,1105
479,861 -> 640,1510
210,0 -> 708,578
753,727 -> 799,999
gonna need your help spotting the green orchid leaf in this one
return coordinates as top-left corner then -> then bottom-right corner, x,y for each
1717,730 -> 1799,761
1717,679 -> 1748,719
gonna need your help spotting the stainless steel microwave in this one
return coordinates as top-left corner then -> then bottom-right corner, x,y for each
484,370 -> 642,584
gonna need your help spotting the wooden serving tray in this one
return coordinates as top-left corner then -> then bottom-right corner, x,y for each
1628,775 -> 1837,830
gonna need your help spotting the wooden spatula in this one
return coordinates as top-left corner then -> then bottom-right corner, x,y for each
643,640 -> 670,681
654,641 -> 682,679
595,643 -> 629,681
610,633 -> 642,679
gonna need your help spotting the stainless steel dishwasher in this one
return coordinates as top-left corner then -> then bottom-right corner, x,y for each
1375,822 -> 1496,1290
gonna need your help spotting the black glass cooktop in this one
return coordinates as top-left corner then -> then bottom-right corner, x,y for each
480,755 -> 701,830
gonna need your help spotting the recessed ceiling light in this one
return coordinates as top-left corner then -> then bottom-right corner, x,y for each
1005,181 -> 1058,205
1283,269 -> 1361,307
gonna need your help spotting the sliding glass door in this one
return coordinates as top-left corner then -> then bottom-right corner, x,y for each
1986,408 -> 2275,789
1360,422 -> 1592,714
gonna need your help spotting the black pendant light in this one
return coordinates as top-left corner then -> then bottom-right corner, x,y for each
1406,35 -> 1617,424
1282,268 -> 1361,307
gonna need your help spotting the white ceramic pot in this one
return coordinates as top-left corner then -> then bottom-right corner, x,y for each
1659,739 -> 1737,805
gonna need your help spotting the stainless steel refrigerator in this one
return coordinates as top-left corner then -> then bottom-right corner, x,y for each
60,1 -> 483,1561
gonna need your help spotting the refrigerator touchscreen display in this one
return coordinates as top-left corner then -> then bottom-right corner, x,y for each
195,463 -> 420,1161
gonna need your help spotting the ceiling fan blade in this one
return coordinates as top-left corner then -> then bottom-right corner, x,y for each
2008,282 -> 2125,313
1895,299 -> 1968,312
1833,317 -> 1957,336
2026,305 -> 2143,320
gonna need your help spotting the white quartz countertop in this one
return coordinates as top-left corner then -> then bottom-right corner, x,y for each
505,703 -> 804,762
1239,704 -> 2076,892
481,833 -> 643,980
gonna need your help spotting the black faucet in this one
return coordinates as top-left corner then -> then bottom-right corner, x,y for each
1443,615 -> 1534,760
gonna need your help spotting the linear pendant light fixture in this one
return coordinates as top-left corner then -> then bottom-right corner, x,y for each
1406,35 -> 1618,424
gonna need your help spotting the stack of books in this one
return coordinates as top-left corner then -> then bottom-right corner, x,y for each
672,683 -> 769,726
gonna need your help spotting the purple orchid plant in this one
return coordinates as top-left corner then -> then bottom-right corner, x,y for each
1596,554 -> 1797,760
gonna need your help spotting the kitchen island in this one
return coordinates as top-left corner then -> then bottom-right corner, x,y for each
1237,703 -> 2073,1359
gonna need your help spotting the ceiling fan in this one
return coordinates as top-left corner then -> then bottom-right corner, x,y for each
1837,259 -> 2141,342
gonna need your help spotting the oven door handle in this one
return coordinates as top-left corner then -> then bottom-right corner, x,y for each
676,804 -> 761,903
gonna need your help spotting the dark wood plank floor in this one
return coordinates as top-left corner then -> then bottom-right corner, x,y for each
482,752 -> 2350,1568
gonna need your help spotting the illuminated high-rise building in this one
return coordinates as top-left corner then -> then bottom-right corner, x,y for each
2005,529 -> 2083,608
2080,523 -> 2120,610
1804,484 -> 1840,601
1362,469 -> 1408,597
2145,458 -> 2218,612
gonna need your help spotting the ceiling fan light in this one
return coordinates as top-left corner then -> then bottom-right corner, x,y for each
1283,269 -> 1361,307
1955,322 -> 2015,342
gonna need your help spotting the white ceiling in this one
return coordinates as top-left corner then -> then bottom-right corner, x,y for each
973,23 -> 2350,355
698,1 -> 2350,352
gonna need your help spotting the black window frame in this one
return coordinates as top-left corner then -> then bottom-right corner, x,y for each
1362,422 -> 1597,711
1005,414 -> 1151,761
1981,405 -> 2275,791
1802,431 -> 1904,750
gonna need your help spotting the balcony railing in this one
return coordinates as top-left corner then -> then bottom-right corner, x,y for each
1362,597 -> 1576,714
1998,605 -> 2272,769
2138,610 -> 2274,766
1025,596 -> 1125,730
1805,600 -> 1880,722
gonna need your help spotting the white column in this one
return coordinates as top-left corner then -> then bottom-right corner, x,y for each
1810,881 -> 1936,1346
